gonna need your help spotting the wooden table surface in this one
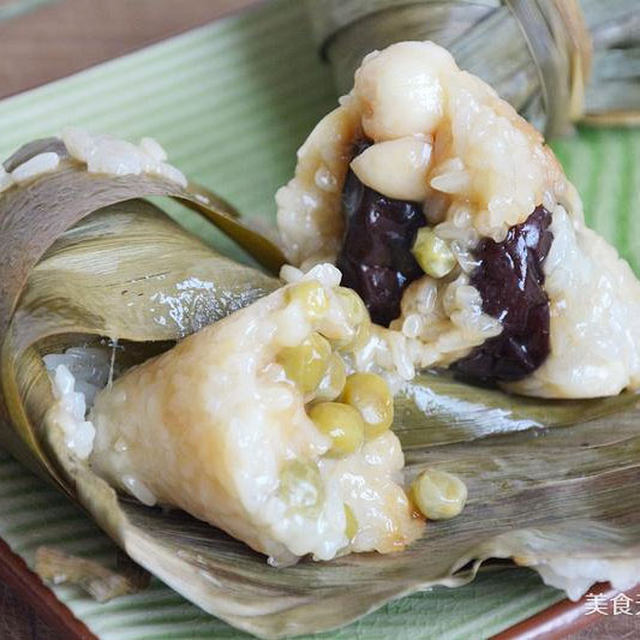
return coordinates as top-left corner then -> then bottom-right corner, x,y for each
0,1 -> 638,639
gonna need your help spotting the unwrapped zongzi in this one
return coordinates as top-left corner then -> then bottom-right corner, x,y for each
276,41 -> 640,398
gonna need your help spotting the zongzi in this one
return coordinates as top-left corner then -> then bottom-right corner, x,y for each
276,41 -> 640,399
48,265 -> 424,565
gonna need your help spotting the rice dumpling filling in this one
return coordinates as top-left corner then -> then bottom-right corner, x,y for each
76,265 -> 423,564
337,141 -> 554,383
337,139 -> 426,327
276,41 -> 640,398
451,205 -> 553,382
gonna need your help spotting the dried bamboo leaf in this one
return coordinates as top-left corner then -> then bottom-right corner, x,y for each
394,372 -> 638,447
0,137 -> 285,340
35,546 -> 150,603
15,201 -> 278,345
307,0 -> 640,134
